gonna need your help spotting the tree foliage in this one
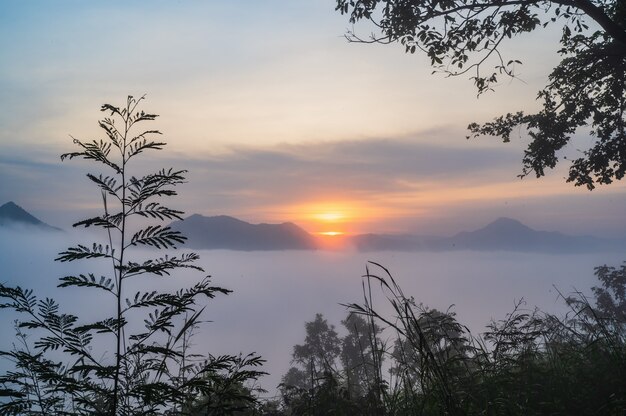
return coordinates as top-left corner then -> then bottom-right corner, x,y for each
0,96 -> 264,415
336,0 -> 626,189
292,314 -> 341,380
340,313 -> 383,399
280,312 -> 385,415
277,262 -> 626,415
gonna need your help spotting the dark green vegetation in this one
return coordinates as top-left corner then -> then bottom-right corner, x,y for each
0,97 -> 263,415
336,0 -> 626,189
274,262 -> 626,415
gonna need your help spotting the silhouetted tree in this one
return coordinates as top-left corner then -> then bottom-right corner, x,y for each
288,314 -> 341,390
281,313 -> 385,415
567,261 -> 626,337
591,262 -> 626,322
336,0 -> 626,189
0,96 -> 264,415
340,314 -> 383,399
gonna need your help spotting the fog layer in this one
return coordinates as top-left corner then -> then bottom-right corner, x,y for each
1,229 -> 622,394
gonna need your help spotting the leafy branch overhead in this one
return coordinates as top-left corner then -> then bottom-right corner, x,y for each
336,0 -> 626,189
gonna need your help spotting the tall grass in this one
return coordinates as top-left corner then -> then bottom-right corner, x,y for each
277,261 -> 626,416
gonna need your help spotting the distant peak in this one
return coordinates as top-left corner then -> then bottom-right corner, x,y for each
0,201 -> 39,221
185,214 -> 247,223
184,214 -> 297,227
0,201 -> 60,231
491,217 -> 525,226
186,213 -> 228,219
478,217 -> 534,233
1,201 -> 20,209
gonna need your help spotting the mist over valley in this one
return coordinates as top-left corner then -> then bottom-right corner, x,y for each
1,223 -> 622,393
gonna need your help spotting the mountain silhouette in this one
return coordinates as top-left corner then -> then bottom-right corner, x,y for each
447,217 -> 545,249
169,214 -> 319,251
0,201 -> 61,231
351,217 -> 621,253
441,217 -> 606,252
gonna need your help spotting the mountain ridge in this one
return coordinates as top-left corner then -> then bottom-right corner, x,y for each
351,216 -> 622,253
169,214 -> 319,251
1,203 -> 619,253
0,201 -> 61,231
170,214 -> 621,253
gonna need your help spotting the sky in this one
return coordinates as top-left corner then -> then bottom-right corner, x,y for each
1,0 -> 625,237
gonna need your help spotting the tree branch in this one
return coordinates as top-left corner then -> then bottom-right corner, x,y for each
572,0 -> 626,50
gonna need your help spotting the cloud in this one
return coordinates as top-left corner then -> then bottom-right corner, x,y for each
2,134 -> 624,236
153,136 -> 625,236
181,136 -> 523,203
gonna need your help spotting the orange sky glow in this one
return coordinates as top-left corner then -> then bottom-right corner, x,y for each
1,2 -> 625,239
278,201 -> 389,235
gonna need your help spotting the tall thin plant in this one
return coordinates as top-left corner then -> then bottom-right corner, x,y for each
0,96 -> 263,415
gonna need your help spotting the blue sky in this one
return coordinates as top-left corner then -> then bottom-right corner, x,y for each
1,0 -> 625,236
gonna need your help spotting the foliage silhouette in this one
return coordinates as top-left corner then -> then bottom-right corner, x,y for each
336,0 -> 626,189
0,96 -> 264,415
278,261 -> 626,415
280,312 -> 385,415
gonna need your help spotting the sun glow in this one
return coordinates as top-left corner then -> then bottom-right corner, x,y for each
304,203 -> 356,224
280,200 -> 388,236
316,230 -> 348,250
314,212 -> 346,222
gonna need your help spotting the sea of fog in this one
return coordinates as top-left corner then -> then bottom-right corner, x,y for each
1,228 -> 624,395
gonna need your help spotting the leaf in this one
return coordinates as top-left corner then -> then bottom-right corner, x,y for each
131,202 -> 184,221
125,138 -> 166,160
85,173 -> 121,198
123,253 -> 203,277
128,226 -> 186,249
58,274 -> 115,293
55,243 -> 113,262
173,307 -> 205,345
123,291 -> 173,311
60,138 -> 121,173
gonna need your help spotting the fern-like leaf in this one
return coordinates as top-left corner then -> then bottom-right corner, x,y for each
128,226 -> 186,249
58,274 -> 115,294
131,202 -> 184,221
73,214 -> 122,229
56,243 -> 114,262
60,138 -> 121,173
86,173 -> 121,198
123,253 -> 203,278
125,137 -> 165,160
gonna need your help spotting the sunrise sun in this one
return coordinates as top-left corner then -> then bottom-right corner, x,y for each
316,213 -> 347,237
311,207 -> 351,235
314,212 -> 346,222
283,200 -> 377,238
319,231 -> 344,236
